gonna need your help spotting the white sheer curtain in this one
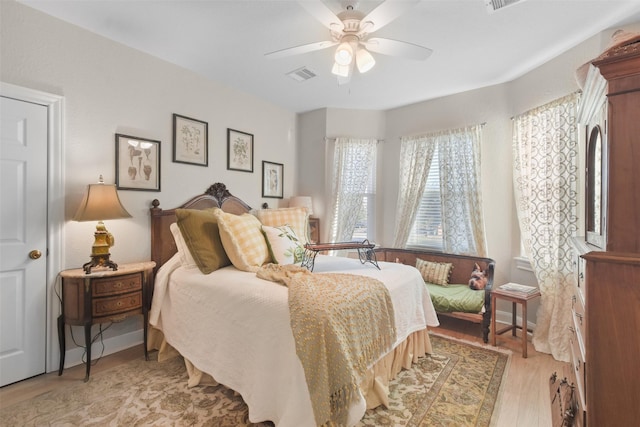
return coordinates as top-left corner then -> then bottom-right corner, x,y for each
392,136 -> 436,247
328,137 -> 378,243
512,92 -> 580,362
393,124 -> 487,256
439,125 -> 487,256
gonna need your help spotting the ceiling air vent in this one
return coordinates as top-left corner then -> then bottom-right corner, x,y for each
484,0 -> 523,13
286,67 -> 317,82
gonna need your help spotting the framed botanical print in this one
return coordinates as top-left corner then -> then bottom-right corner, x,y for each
115,133 -> 161,191
308,217 -> 320,244
173,114 -> 208,166
227,128 -> 254,172
262,161 -> 283,198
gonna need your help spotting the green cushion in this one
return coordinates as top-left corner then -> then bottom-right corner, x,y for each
176,208 -> 231,274
426,282 -> 484,313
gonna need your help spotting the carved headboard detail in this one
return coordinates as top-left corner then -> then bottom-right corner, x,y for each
150,183 -> 252,274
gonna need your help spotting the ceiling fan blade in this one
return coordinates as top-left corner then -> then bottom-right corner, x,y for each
360,0 -> 420,33
363,37 -> 433,60
265,40 -> 337,59
297,0 -> 344,32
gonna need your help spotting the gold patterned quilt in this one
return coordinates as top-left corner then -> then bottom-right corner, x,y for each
257,264 -> 396,427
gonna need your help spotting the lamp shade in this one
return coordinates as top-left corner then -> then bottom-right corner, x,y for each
73,177 -> 132,222
289,196 -> 313,216
334,41 -> 353,66
356,47 -> 376,73
331,62 -> 350,77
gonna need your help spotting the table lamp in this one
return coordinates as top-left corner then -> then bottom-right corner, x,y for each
289,196 -> 313,215
73,175 -> 132,274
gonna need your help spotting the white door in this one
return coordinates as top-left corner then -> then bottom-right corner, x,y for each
0,96 -> 48,386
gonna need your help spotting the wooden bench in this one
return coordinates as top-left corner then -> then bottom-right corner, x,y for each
375,248 -> 496,343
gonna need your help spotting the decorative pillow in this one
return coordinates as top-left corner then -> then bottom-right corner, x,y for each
175,208 -> 231,274
261,225 -> 305,265
169,222 -> 198,270
468,263 -> 488,290
256,207 -> 310,245
416,258 -> 453,287
213,210 -> 270,272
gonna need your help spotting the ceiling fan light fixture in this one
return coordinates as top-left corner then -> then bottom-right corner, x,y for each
356,47 -> 375,73
331,62 -> 350,77
334,41 -> 353,66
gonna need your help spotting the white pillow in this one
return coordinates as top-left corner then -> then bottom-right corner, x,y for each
262,225 -> 305,265
169,222 -> 198,269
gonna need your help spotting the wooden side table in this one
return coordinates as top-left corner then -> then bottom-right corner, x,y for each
58,261 -> 155,381
491,284 -> 541,358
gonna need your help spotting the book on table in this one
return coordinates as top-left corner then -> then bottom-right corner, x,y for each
499,282 -> 539,294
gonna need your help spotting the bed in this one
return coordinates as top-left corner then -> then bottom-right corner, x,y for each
147,183 -> 439,427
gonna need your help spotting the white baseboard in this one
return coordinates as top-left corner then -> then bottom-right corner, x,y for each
54,329 -> 143,372
494,309 -> 536,333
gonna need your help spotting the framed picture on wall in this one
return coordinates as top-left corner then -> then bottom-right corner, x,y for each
262,161 -> 283,198
309,217 -> 320,244
115,133 -> 161,191
173,114 -> 208,166
227,128 -> 254,172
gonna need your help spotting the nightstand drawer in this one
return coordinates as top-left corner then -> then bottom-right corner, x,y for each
92,273 -> 142,297
92,292 -> 142,318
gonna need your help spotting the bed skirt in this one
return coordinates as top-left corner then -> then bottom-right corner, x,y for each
148,326 -> 432,411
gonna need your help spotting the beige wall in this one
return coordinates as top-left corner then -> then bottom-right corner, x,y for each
1,0 -> 298,266
1,0 -> 297,361
3,0 -> 639,364
298,21 -> 640,324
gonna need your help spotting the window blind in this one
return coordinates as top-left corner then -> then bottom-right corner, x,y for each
407,150 -> 443,249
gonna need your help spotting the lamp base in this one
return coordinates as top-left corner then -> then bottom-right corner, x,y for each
83,221 -> 119,274
83,254 -> 118,274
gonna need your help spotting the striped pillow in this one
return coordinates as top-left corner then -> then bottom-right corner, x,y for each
256,207 -> 310,244
213,210 -> 270,272
416,258 -> 453,287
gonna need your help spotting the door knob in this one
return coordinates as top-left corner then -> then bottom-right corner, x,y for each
29,250 -> 42,260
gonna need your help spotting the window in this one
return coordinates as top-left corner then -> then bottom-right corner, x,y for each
328,137 -> 378,244
394,124 -> 486,255
351,167 -> 376,241
406,150 -> 442,249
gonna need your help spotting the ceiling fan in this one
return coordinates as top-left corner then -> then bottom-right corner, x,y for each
265,0 -> 433,84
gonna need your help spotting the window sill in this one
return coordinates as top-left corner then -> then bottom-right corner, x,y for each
515,256 -> 533,272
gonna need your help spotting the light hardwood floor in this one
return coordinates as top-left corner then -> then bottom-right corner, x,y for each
0,317 -> 566,426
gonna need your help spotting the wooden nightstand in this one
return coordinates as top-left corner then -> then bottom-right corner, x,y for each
57,261 -> 155,381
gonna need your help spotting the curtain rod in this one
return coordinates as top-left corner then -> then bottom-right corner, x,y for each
511,90 -> 581,120
402,122 -> 486,140
325,137 -> 385,143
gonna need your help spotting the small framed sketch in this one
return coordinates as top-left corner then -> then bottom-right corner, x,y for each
309,217 -> 320,244
173,114 -> 208,166
227,128 -> 254,172
115,133 -> 161,191
262,161 -> 283,198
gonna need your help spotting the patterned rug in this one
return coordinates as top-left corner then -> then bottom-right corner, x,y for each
1,334 -> 509,427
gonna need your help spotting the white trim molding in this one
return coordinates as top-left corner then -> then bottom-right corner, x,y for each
1,82 -> 65,374
514,256 -> 533,272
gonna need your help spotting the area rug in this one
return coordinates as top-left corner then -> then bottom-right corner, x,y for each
0,334 -> 509,427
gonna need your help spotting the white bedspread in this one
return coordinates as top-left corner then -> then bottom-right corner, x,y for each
149,254 -> 438,427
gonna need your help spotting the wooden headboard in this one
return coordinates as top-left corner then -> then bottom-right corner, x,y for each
150,182 -> 251,274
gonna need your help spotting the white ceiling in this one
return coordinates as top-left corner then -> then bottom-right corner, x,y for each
19,0 -> 640,113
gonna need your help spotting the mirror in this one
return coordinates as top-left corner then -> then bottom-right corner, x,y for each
586,125 -> 604,248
